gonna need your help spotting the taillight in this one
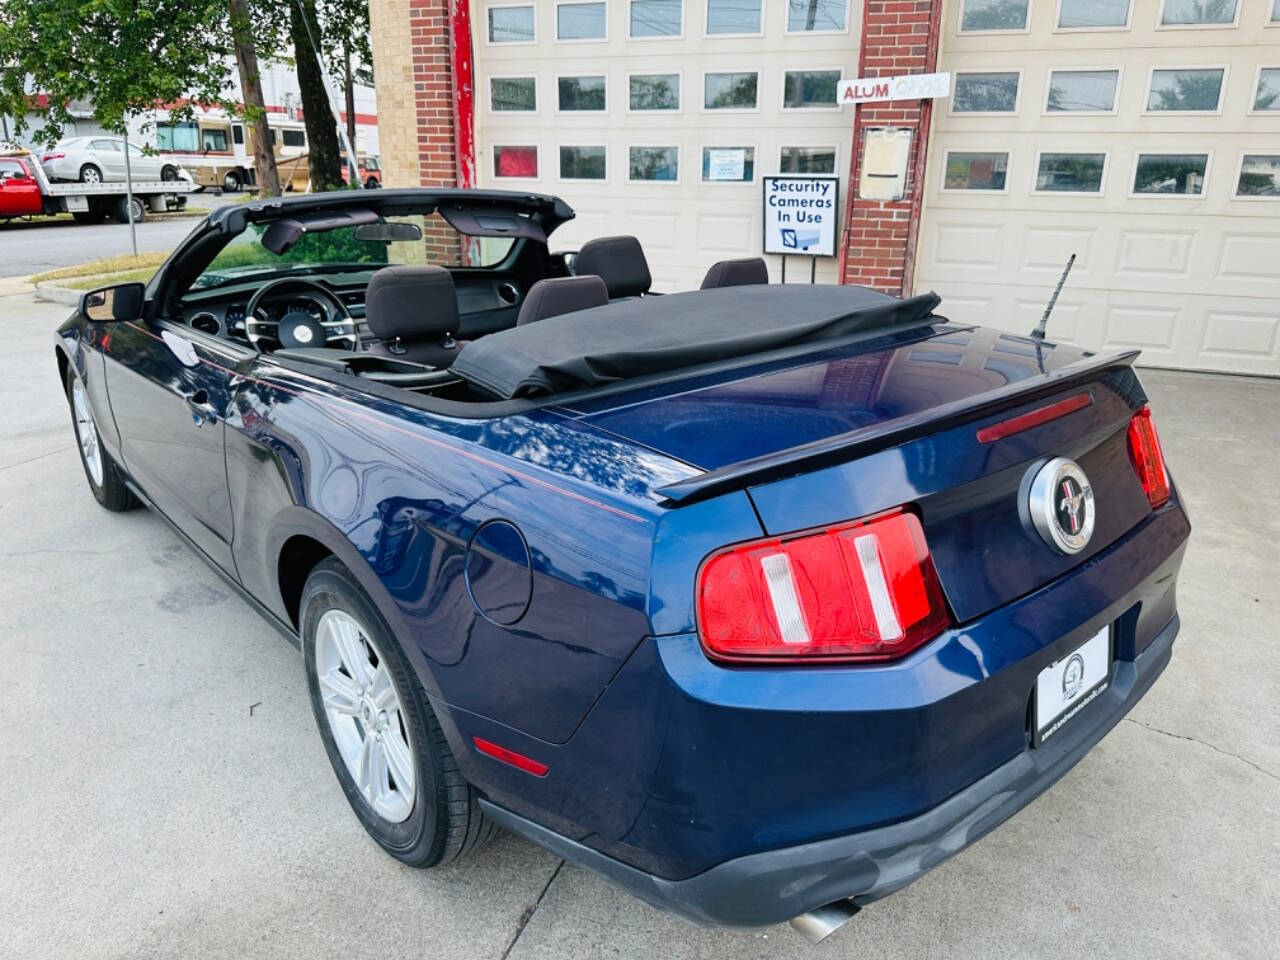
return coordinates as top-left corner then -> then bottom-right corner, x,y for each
42,153 -> 63,161
1126,406 -> 1170,509
696,509 -> 951,664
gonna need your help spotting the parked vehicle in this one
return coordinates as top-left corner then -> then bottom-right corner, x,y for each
154,116 -> 311,193
39,136 -> 186,184
1,148 -> 193,224
340,153 -> 381,188
55,188 -> 1189,942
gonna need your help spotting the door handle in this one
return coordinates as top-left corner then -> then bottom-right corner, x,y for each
183,388 -> 218,426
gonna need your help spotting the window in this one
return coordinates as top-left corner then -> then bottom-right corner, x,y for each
629,146 -> 679,181
1147,68 -> 1225,112
630,73 -> 680,110
232,125 -> 245,145
1274,0 -> 1279,21
281,129 -> 306,148
783,70 -> 841,108
491,76 -> 537,112
558,75 -> 606,111
706,0 -> 760,33
0,159 -> 28,179
202,129 -> 229,152
780,146 -> 836,174
488,5 -> 535,42
787,0 -> 847,31
702,146 -> 755,182
156,121 -> 198,152
557,1 -> 606,39
704,71 -> 758,109
944,151 -> 1009,190
1236,155 -> 1280,197
1160,0 -> 1236,25
1133,154 -> 1208,195
1046,69 -> 1119,112
560,145 -> 607,180
1255,69 -> 1280,111
630,0 -> 682,36
1035,152 -> 1106,193
493,145 -> 538,178
960,0 -> 1029,31
952,72 -> 1020,112
1057,0 -> 1129,28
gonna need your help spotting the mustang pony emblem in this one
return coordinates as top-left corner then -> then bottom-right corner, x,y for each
1028,458 -> 1095,555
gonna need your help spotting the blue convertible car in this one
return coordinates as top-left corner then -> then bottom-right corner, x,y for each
56,189 -> 1189,941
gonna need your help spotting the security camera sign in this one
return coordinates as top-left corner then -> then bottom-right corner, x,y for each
762,176 -> 839,257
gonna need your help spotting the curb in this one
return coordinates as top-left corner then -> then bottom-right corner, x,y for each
0,275 -> 36,298
34,281 -> 82,306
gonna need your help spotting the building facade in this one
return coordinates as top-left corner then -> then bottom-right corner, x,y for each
370,0 -> 1280,375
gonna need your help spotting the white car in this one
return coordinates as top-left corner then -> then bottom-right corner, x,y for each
40,137 -> 185,184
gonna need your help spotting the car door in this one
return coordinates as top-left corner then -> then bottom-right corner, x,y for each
103,314 -> 242,574
125,141 -> 161,179
0,159 -> 42,216
90,139 -> 124,179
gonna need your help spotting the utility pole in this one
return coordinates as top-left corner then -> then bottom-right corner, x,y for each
121,126 -> 138,257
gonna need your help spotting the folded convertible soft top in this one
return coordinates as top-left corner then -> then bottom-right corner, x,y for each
451,285 -> 942,399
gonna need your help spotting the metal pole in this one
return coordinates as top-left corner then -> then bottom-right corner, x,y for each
781,254 -> 787,284
122,126 -> 138,257
810,257 -> 816,284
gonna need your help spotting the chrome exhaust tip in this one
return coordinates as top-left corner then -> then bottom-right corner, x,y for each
788,899 -> 860,945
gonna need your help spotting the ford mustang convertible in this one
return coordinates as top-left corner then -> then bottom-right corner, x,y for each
55,188 -> 1189,942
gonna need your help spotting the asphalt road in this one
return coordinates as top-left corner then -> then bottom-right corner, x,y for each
0,216 -> 201,278
2,291 -> 1277,959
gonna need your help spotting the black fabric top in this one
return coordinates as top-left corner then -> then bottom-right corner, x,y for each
451,284 -> 942,400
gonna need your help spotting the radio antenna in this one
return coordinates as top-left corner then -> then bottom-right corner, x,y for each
1031,254 -> 1076,342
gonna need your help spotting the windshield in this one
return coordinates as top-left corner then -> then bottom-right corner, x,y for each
194,213 -> 517,289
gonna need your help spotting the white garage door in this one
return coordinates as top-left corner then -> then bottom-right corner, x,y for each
914,0 -> 1280,376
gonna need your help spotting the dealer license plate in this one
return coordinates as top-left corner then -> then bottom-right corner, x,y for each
1033,626 -> 1111,747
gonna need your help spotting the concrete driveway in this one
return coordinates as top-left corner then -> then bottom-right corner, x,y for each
1,291 -> 1276,959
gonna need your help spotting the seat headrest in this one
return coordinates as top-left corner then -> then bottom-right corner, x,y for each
700,257 -> 769,290
573,235 -> 652,298
516,275 -> 609,326
365,265 -> 459,341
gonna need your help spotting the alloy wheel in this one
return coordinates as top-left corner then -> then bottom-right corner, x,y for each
72,377 -> 103,486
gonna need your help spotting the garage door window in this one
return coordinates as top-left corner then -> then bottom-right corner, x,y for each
780,146 -> 836,174
1235,155 -> 1280,198
560,145 -> 607,181
783,70 -> 842,109
707,0 -> 761,34
952,72 -> 1020,113
631,0 -> 683,37
630,73 -> 680,110
1035,153 -> 1106,193
629,146 -> 679,182
1146,69 -> 1225,112
960,0 -> 1029,31
704,71 -> 759,110
1255,69 -> 1280,111
559,75 -> 607,111
786,0 -> 847,32
557,1 -> 607,40
1057,0 -> 1130,29
488,5 -> 536,43
1047,70 -> 1119,112
491,77 -> 537,112
1133,154 -> 1208,195
493,145 -> 539,179
1160,0 -> 1237,25
702,146 -> 756,182
943,151 -> 1009,191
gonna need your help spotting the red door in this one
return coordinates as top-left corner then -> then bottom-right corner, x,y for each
0,159 -> 44,217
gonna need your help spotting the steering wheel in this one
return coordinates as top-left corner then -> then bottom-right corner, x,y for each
244,277 -> 357,351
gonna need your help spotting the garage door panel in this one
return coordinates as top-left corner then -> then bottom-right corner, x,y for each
930,222 -> 1004,271
1201,311 -> 1280,363
1115,230 -> 1197,280
1102,304 -> 1182,356
1020,227 -> 1096,275
1216,233 -> 1280,287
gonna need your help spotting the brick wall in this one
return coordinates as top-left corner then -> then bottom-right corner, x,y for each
839,0 -> 943,296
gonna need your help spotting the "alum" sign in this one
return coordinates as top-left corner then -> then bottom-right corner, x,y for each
837,72 -> 951,106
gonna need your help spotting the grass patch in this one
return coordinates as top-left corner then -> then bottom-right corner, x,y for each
33,253 -> 168,284
62,268 -> 159,290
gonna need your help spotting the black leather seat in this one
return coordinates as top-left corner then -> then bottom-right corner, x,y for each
516,275 -> 609,326
700,257 -> 769,290
573,235 -> 652,299
364,265 -> 468,368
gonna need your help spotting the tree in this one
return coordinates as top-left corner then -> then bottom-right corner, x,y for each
0,0 -> 231,146
228,0 -> 281,196
287,0 -> 343,190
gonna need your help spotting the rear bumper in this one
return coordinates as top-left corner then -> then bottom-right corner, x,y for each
481,612 -> 1178,928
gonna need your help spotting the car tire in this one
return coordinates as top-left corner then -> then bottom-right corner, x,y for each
65,365 -> 139,512
113,196 -> 145,224
301,558 -> 494,867
161,165 -> 178,181
365,177 -> 380,189
79,164 -> 102,185
222,170 -> 242,192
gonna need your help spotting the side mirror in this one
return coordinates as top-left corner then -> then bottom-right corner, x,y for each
80,282 -> 145,322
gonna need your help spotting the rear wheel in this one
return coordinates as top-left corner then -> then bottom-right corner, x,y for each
65,365 -> 139,511
160,164 -> 178,181
113,195 -> 145,223
79,164 -> 102,185
222,169 -> 242,192
301,558 -> 493,866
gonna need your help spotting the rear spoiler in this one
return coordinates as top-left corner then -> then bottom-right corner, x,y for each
654,349 -> 1140,506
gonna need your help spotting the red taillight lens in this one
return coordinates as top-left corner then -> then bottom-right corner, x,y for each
42,153 -> 63,161
1126,406 -> 1170,509
696,509 -> 951,664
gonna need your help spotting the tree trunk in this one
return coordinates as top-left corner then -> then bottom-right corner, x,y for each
343,43 -> 357,158
228,0 -> 280,197
289,0 -> 342,191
